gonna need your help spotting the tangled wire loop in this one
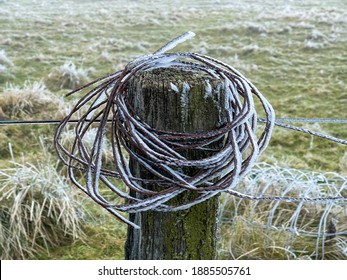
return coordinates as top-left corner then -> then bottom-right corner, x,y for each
54,32 -> 275,227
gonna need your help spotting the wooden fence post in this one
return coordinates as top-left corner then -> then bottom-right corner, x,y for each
125,68 -> 226,260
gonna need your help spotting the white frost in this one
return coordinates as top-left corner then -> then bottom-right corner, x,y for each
153,31 -> 195,55
170,82 -> 179,92
182,81 -> 190,94
87,92 -> 107,120
180,82 -> 189,127
204,79 -> 212,98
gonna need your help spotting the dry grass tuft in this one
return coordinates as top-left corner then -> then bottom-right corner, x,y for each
0,80 -> 69,120
0,49 -> 13,81
0,49 -> 13,67
47,61 -> 94,90
0,145 -> 87,259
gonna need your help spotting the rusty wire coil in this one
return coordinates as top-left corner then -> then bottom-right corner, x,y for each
54,32 -> 275,227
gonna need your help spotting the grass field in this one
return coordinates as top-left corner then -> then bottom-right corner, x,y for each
0,0 -> 346,259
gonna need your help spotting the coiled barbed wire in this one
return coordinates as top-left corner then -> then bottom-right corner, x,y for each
54,32 -> 346,228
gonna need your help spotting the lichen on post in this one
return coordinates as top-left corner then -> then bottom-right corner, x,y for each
125,68 -> 226,260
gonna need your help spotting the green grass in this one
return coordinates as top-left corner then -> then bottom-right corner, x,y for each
37,212 -> 127,260
0,0 -> 346,259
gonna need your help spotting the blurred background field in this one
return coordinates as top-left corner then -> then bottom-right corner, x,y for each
0,0 -> 346,259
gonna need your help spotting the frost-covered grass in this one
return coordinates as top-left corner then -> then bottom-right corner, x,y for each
0,49 -> 13,82
0,0 -> 346,259
59,127 -> 114,163
218,162 -> 347,260
0,145 -> 87,259
0,80 -> 69,119
47,61 -> 94,90
0,49 -> 13,67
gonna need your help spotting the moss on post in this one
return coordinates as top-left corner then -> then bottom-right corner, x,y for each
125,68 -> 225,260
